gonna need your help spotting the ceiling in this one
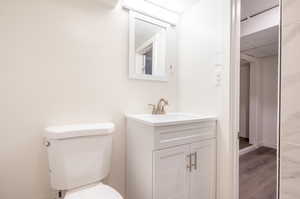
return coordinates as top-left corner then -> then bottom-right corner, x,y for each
240,0 -> 279,58
241,0 -> 279,20
145,0 -> 200,13
241,26 -> 278,58
240,59 -> 250,65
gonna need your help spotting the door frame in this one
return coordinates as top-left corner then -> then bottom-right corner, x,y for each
230,0 -> 240,198
229,0 -> 281,199
216,0 -> 240,199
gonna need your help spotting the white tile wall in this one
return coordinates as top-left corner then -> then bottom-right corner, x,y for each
280,143 -> 300,199
281,23 -> 300,145
280,1 -> 300,198
282,0 -> 300,26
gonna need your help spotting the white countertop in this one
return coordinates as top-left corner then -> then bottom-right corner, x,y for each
126,113 -> 217,127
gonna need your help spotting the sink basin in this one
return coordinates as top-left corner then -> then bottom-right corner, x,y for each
126,113 -> 217,126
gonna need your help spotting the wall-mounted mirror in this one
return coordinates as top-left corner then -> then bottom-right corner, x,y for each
129,11 -> 170,81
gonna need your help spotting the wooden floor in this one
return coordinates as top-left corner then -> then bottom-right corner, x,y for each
239,147 -> 277,199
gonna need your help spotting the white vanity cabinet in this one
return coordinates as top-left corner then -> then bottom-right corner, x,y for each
126,114 -> 217,199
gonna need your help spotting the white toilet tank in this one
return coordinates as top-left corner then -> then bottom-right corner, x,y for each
45,123 -> 115,191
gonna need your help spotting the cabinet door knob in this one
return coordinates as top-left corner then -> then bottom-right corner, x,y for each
191,152 -> 197,170
186,154 -> 192,172
44,140 -> 51,147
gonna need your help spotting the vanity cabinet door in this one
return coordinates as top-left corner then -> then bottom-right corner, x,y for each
190,139 -> 216,199
153,145 -> 190,199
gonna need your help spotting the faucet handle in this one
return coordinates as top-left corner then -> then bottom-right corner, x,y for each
164,99 -> 169,105
148,104 -> 156,114
161,103 -> 168,114
158,98 -> 168,104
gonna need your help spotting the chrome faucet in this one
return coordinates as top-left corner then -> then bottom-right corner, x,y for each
149,98 -> 169,115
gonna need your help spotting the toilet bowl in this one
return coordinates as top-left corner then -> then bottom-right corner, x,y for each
45,123 -> 122,199
65,183 -> 122,199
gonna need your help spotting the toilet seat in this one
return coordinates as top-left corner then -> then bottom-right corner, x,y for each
64,183 -> 123,199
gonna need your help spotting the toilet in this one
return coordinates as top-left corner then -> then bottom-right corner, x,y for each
45,123 -> 123,199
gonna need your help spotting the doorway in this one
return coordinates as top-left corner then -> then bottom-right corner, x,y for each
239,60 -> 251,151
238,0 -> 279,199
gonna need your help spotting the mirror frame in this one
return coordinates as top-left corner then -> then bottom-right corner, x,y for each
129,11 -> 170,82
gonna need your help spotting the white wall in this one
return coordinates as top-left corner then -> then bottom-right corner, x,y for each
260,56 -> 278,148
177,0 -> 219,115
0,1 -> 177,199
177,0 -> 233,198
241,56 -> 278,148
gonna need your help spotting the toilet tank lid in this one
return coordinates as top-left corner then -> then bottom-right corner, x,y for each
45,123 -> 115,140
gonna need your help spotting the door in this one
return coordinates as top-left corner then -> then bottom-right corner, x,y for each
154,145 -> 190,199
190,139 -> 216,199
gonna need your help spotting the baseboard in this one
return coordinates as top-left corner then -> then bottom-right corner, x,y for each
262,142 -> 277,149
256,142 -> 263,148
239,145 -> 258,156
239,142 -> 277,156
